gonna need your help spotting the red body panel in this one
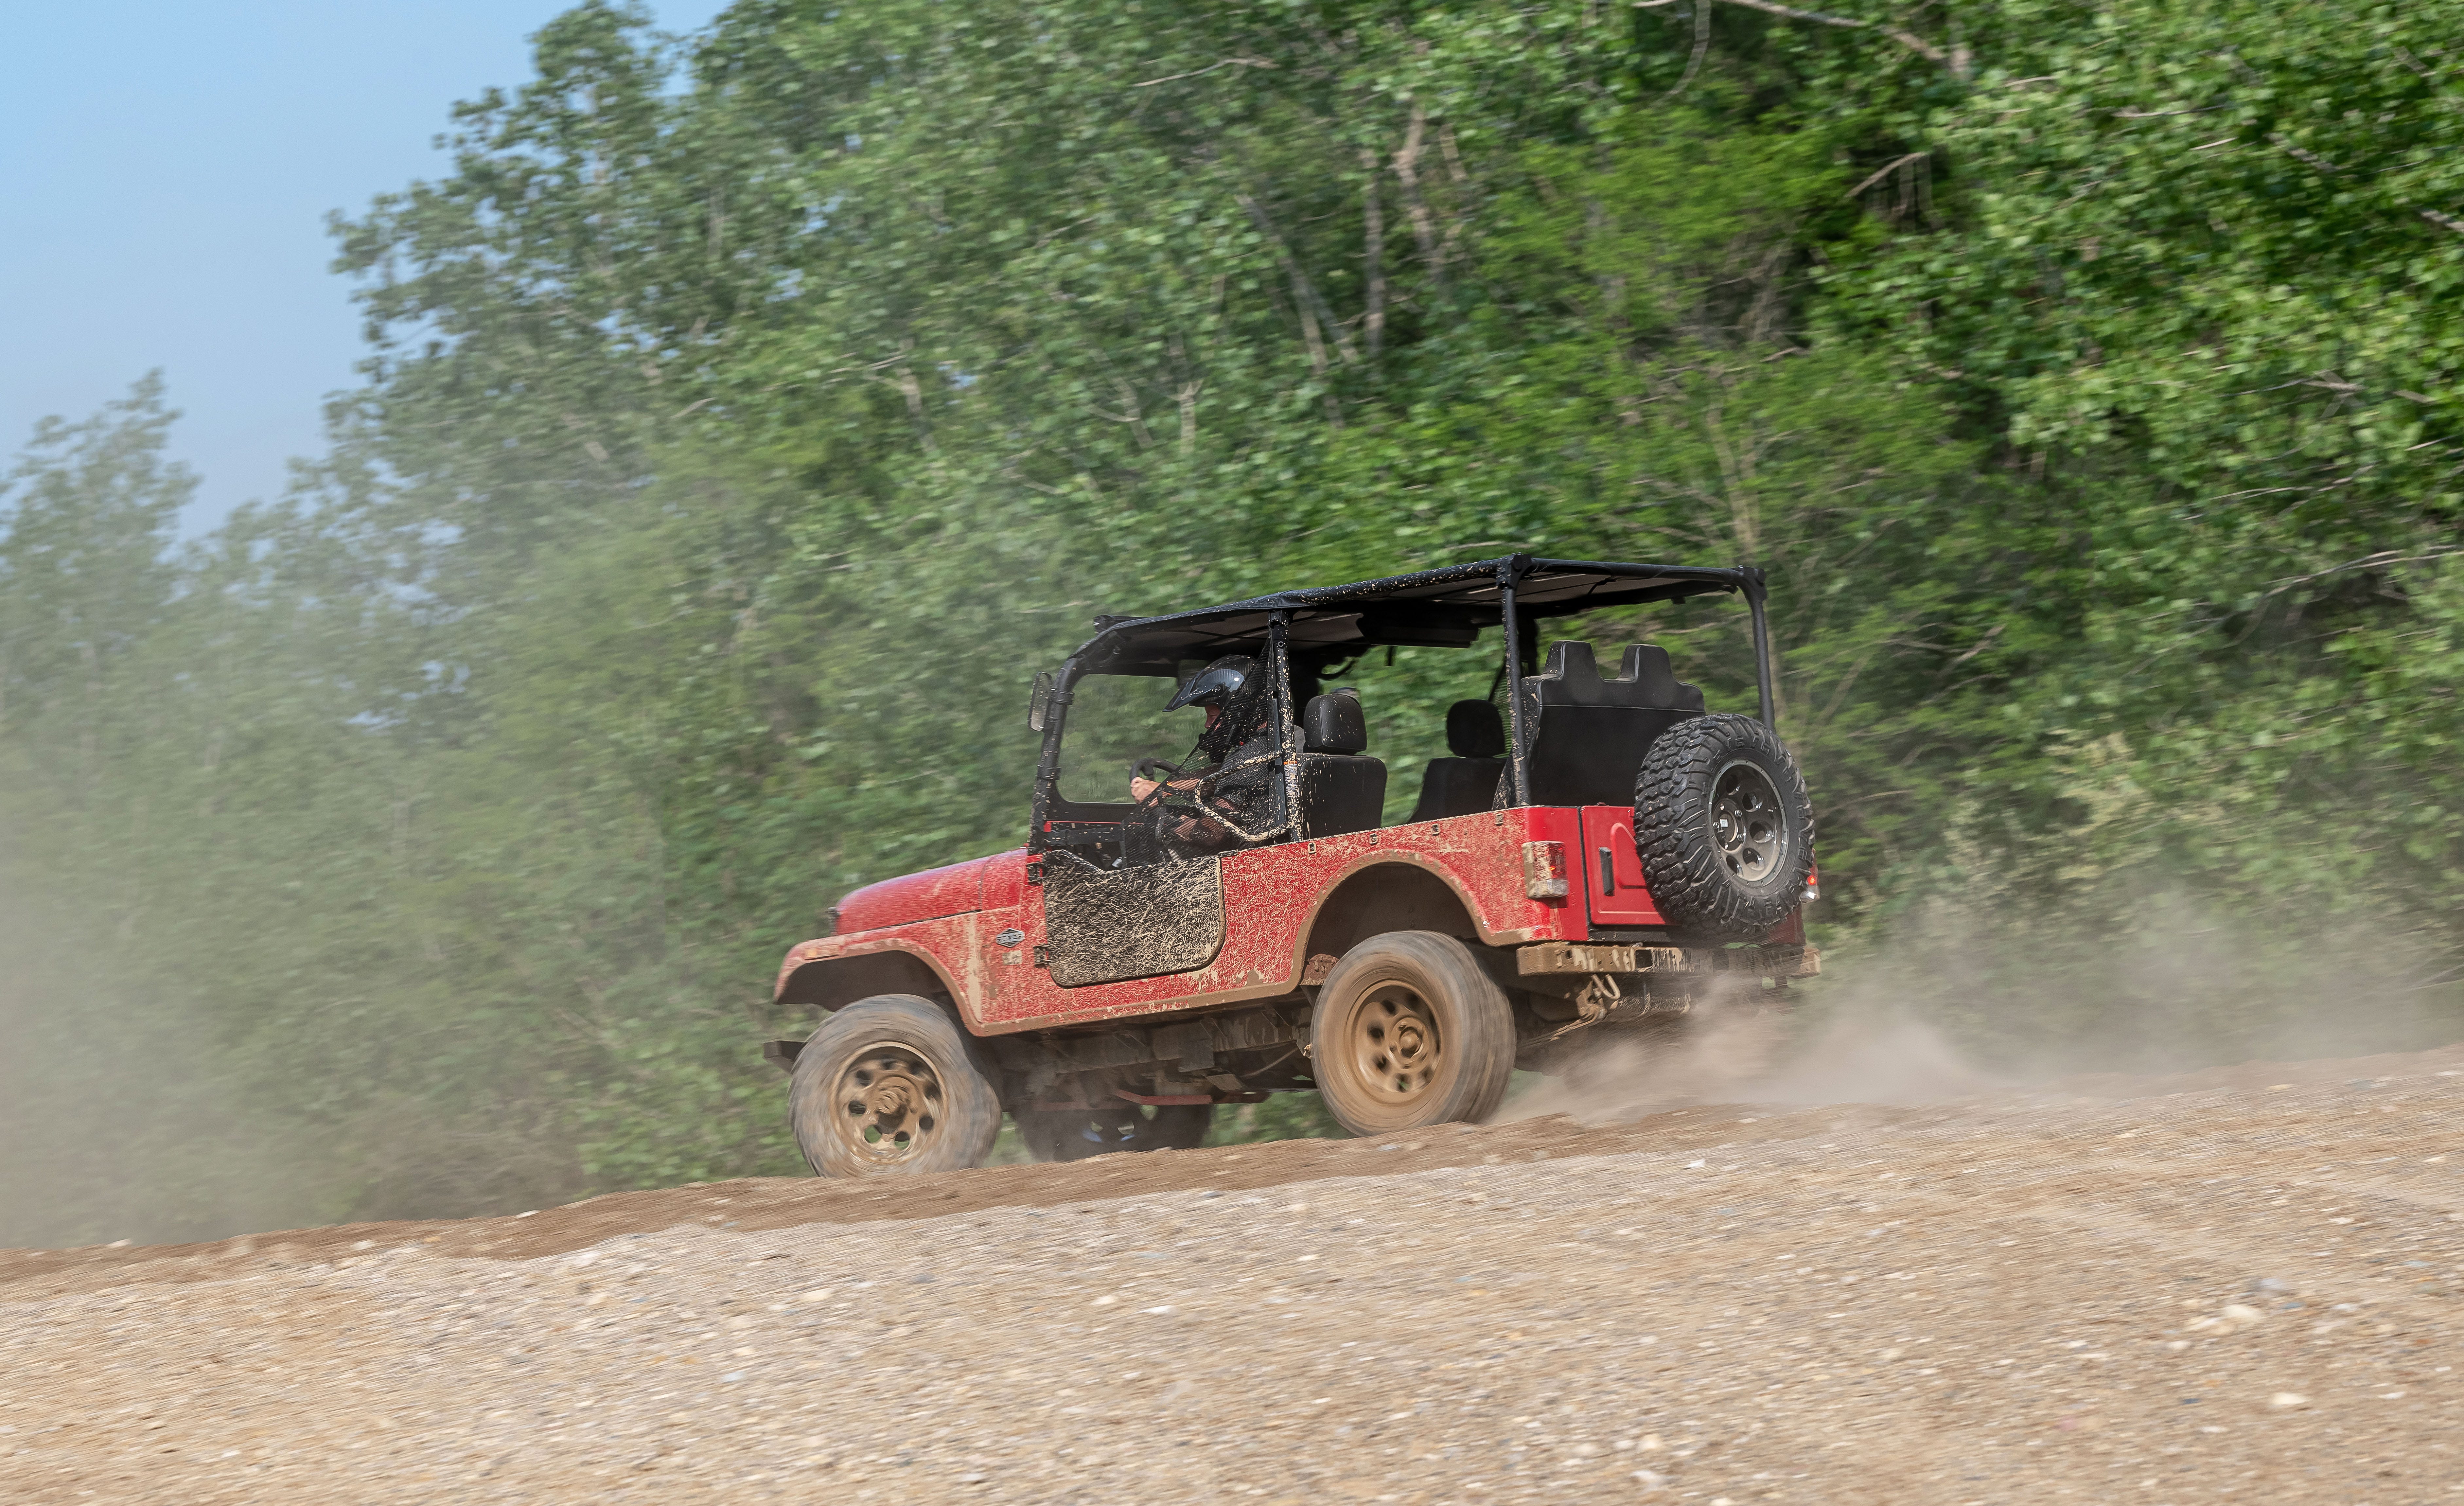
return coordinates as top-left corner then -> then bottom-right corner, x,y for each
1575,805 -> 1670,927
781,806 -> 1774,1036
833,855 -> 993,934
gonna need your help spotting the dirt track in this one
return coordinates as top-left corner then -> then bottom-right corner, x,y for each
6,1042 -> 2463,1504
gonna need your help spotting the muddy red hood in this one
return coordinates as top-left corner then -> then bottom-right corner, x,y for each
834,855 -> 998,934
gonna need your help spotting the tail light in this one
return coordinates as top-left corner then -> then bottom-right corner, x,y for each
1522,841 -> 1569,900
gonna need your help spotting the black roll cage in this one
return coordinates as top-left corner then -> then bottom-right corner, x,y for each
1026,555 -> 1774,856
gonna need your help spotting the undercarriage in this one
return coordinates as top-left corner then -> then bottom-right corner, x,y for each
964,938 -> 1820,1114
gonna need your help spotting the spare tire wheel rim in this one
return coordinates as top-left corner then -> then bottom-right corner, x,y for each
829,1043 -> 946,1165
1344,982 -> 1443,1105
1710,757 -> 1788,887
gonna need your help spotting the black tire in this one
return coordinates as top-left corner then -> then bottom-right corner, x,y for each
1012,1107 -> 1076,1163
1634,713 -> 1815,941
788,994 -> 1004,1178
1015,1102 -> 1212,1161
1310,931 -> 1516,1135
1146,1102 -> 1213,1149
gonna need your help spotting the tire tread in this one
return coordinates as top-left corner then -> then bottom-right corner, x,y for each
788,993 -> 1004,1178
1311,930 -> 1516,1135
1632,714 -> 1815,940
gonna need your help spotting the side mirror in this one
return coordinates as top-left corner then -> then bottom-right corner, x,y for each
1028,670 -> 1055,733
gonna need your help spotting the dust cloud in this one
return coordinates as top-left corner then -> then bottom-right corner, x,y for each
0,830 -> 310,1251
1503,1007 -> 2000,1126
1506,887 -> 2464,1127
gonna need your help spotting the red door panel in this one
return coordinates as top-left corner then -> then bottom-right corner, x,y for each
1577,805 -> 1666,927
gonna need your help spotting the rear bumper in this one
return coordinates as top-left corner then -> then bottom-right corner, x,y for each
1515,939 -> 1820,980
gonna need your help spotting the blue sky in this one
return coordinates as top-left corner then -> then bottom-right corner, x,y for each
1,1 -> 729,535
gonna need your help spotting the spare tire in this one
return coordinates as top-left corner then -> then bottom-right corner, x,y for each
1633,713 -> 1814,941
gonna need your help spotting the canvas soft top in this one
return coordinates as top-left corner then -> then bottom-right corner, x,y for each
1071,555 -> 1753,675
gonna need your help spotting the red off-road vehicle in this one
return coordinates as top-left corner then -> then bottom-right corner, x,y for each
765,556 -> 1818,1176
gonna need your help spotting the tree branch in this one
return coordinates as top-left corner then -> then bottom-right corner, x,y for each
1845,151 -> 1929,199
1661,0 -> 1713,99
1389,102 -> 1448,292
1699,0 -> 1966,76
1359,151 -> 1387,360
1234,190 -> 1357,372
1132,57 -> 1275,88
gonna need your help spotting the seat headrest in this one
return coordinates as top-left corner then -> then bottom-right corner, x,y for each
1445,699 -> 1505,759
1301,689 -> 1368,754
1528,640 -> 1694,708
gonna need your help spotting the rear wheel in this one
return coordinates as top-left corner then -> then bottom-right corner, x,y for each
788,994 -> 1003,1178
1310,931 -> 1515,1135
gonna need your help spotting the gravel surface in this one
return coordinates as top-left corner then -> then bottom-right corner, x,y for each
5,1043 -> 2463,1504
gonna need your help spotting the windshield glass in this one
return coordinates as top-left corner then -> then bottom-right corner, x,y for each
1054,671 -> 1209,804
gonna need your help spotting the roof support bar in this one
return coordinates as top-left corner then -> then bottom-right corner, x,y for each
1026,660 -> 1083,852
1267,610 -> 1298,834
1743,565 -> 1776,728
1498,556 -> 1530,806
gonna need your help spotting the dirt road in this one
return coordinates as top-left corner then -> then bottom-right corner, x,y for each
5,1042 -> 2462,1504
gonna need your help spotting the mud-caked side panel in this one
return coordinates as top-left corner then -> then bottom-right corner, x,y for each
966,811 -> 1588,1035
1042,852 -> 1227,987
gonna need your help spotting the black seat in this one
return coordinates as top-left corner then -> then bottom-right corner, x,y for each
1410,700 -> 1508,822
1295,689 -> 1386,837
1514,641 -> 1705,806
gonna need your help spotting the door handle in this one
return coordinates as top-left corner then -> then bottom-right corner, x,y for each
1598,847 -> 1615,895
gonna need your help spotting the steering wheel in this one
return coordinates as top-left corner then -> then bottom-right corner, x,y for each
1124,755 -> 1199,864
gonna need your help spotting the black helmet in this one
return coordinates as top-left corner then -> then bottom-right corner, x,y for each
1167,654 -> 1267,755
1167,654 -> 1262,714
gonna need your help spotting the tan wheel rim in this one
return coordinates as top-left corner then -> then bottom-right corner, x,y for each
1338,982 -> 1444,1108
822,1042 -> 948,1167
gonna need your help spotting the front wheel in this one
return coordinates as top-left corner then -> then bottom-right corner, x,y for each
1310,931 -> 1516,1136
788,994 -> 1004,1177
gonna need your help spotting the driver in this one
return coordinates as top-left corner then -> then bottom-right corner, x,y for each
1128,654 -> 1283,852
